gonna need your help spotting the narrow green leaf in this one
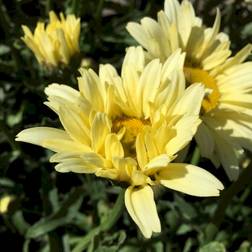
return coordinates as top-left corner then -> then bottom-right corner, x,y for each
199,241 -> 226,252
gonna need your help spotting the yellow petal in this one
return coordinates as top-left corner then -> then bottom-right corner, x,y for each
165,115 -> 201,156
105,133 -> 124,160
211,130 -> 240,181
126,23 -> 152,53
56,29 -> 70,64
164,0 -> 180,24
78,68 -> 106,111
158,163 -> 224,196
91,112 -> 111,154
16,127 -> 88,152
45,84 -> 90,125
213,44 -> 252,75
136,132 -> 148,170
58,105 -> 90,146
169,83 -> 205,116
125,185 -> 161,238
140,59 -> 162,117
0,196 -> 14,214
50,153 -> 98,173
144,154 -> 172,175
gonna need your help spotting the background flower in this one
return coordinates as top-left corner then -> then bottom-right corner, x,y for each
127,0 -> 252,181
22,11 -> 80,67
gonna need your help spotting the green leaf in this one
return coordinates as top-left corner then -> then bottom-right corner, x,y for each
7,109 -> 23,127
26,217 -> 68,239
176,224 -> 192,235
235,241 -> 252,252
152,241 -> 164,252
241,23 -> 252,38
26,187 -> 84,238
0,177 -> 15,187
199,241 -> 226,252
12,210 -> 30,235
48,188 -> 59,212
165,210 -> 180,230
119,245 -> 140,252
22,239 -> 31,252
203,223 -> 219,242
0,44 -> 10,55
183,238 -> 194,252
174,194 -> 197,220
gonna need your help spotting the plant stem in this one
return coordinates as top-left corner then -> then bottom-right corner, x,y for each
213,164 -> 252,227
95,0 -> 104,21
190,146 -> 200,165
206,163 -> 252,241
72,188 -> 125,252
0,0 -> 13,36
45,0 -> 52,13
71,0 -> 79,15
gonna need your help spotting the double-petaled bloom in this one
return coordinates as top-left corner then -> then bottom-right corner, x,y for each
127,0 -> 252,181
16,47 -> 223,238
22,11 -> 80,67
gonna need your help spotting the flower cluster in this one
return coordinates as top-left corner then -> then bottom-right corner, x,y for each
17,0 -> 252,238
22,11 -> 80,67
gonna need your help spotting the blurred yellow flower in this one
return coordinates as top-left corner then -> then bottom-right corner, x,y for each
16,47 -> 223,238
0,195 -> 14,214
21,11 -> 80,67
127,0 -> 252,181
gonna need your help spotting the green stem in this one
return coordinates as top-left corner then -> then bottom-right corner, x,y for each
95,0 -> 104,21
71,0 -> 79,15
0,0 -> 12,36
45,0 -> 52,13
72,188 -> 125,252
190,146 -> 200,166
206,163 -> 252,241
41,168 -> 64,252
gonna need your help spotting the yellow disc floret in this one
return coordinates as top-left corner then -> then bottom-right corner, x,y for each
184,67 -> 221,114
112,117 -> 150,146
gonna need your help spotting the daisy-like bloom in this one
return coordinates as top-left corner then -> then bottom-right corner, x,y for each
22,11 -> 80,67
16,47 -> 223,238
127,0 -> 252,181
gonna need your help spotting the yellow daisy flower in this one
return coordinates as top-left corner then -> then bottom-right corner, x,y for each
22,11 -> 80,67
127,0 -> 252,180
16,47 -> 223,238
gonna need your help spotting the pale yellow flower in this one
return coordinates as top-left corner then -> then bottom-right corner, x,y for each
127,0 -> 252,180
0,195 -> 14,214
16,47 -> 223,238
22,11 -> 80,67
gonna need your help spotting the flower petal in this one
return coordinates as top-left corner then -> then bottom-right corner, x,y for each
158,163 -> 224,196
16,127 -> 88,152
169,83 -> 205,116
58,105 -> 90,146
51,153 -> 98,173
91,112 -> 111,154
165,115 -> 201,156
105,133 -> 124,160
125,185 -> 161,238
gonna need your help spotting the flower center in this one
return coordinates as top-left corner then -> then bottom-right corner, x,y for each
184,67 -> 221,114
112,116 -> 150,155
